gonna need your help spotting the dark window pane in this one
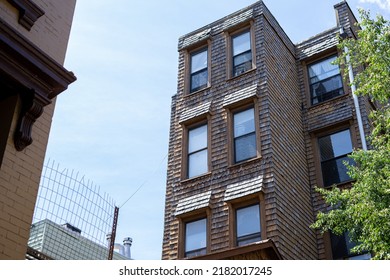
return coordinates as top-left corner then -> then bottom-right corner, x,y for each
235,133 -> 256,162
319,130 -> 352,161
190,69 -> 208,92
331,231 -> 371,260
319,130 -> 352,160
319,129 -> 353,186
321,156 -> 354,186
185,218 -> 206,256
308,55 -> 344,104
190,49 -> 207,92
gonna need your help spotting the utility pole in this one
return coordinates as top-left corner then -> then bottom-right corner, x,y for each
108,206 -> 119,260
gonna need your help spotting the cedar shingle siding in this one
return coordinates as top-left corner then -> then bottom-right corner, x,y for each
162,1 -> 371,260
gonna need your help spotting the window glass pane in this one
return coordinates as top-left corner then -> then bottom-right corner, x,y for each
234,108 -> 255,137
235,133 -> 256,162
233,31 -> 251,56
188,124 -> 207,153
188,149 -> 208,178
185,218 -> 206,253
191,69 -> 208,92
236,204 -> 260,238
308,55 -> 344,104
191,49 -> 207,73
322,156 -> 353,186
331,130 -> 353,157
319,130 -> 352,161
233,51 -> 252,66
308,56 -> 339,81
311,75 -> 344,104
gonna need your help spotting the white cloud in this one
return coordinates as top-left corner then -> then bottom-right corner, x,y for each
360,0 -> 390,11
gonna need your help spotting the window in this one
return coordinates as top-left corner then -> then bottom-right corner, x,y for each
190,48 -> 208,92
308,55 -> 344,105
233,107 -> 256,163
187,124 -> 208,178
318,129 -> 354,186
232,30 -> 252,77
236,204 -> 261,246
184,218 -> 207,257
330,231 -> 371,260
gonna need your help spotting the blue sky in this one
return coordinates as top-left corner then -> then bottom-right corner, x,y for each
45,0 -> 390,260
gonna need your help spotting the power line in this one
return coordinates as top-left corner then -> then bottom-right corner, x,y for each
118,153 -> 168,209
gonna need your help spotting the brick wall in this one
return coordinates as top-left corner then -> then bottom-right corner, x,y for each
0,0 -> 76,64
0,0 -> 76,259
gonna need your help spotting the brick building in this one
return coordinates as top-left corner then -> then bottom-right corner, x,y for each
0,0 -> 76,259
162,1 -> 373,260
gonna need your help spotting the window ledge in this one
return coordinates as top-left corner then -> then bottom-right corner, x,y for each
228,156 -> 262,170
308,93 -> 348,109
323,179 -> 354,190
186,85 -> 211,97
227,67 -> 256,82
181,172 -> 212,184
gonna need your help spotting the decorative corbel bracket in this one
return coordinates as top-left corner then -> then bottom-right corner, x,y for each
14,89 -> 51,151
7,0 -> 45,31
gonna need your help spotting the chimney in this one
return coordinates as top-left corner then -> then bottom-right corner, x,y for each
123,237 -> 132,259
106,233 -> 112,248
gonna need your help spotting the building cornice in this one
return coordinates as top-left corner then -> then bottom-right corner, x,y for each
7,0 -> 45,31
0,18 -> 76,151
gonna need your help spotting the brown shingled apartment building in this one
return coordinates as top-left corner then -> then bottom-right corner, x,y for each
0,0 -> 76,259
162,1 -> 374,260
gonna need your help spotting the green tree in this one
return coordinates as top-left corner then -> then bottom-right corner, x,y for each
311,9 -> 390,260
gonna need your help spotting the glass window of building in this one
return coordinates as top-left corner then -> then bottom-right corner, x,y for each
318,129 -> 354,186
308,55 -> 344,105
236,204 -> 261,246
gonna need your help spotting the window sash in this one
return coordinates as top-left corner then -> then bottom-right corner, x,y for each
308,55 -> 344,104
318,129 -> 353,186
321,155 -> 354,186
232,31 -> 251,56
236,204 -> 261,246
310,74 -> 344,104
188,148 -> 208,178
190,68 -> 208,92
187,124 -> 208,178
190,49 -> 208,92
232,30 -> 252,76
233,107 -> 256,163
318,129 -> 353,161
237,232 -> 262,246
234,133 -> 256,163
330,231 -> 371,260
185,218 -> 206,257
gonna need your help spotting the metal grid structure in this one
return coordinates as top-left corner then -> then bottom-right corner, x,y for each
29,159 -> 122,260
